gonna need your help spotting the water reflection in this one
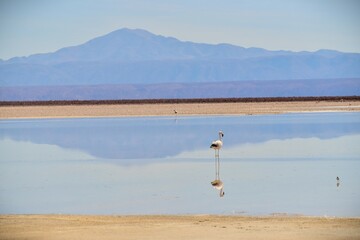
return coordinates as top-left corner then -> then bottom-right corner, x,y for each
174,134 -> 360,160
0,113 -> 359,161
211,157 -> 225,197
0,113 -> 359,216
0,138 -> 95,162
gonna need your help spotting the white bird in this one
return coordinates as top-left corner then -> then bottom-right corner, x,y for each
210,131 -> 224,157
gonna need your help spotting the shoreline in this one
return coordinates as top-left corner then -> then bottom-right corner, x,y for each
1,100 -> 360,119
1,214 -> 359,240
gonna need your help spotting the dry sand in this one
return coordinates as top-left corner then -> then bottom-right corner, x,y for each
1,215 -> 359,240
1,100 -> 360,119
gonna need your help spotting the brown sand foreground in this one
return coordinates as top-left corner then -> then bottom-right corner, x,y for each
1,100 -> 360,119
1,215 -> 359,240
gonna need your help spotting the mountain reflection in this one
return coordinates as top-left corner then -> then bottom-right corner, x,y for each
0,113 -> 359,161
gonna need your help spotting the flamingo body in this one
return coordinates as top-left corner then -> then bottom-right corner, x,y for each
210,131 -> 224,149
210,140 -> 222,149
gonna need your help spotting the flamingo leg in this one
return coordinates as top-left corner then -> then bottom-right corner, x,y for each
213,149 -> 221,180
217,150 -> 220,180
215,154 -> 217,179
214,149 -> 220,180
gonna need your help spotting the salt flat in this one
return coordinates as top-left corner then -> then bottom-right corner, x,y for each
0,100 -> 359,119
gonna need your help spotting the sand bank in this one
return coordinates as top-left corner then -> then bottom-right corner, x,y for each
1,100 -> 360,119
1,215 -> 359,240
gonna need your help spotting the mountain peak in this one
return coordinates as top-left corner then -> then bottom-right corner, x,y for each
3,28 -> 360,67
6,28 -> 258,64
118,28 -> 155,36
99,28 -> 159,41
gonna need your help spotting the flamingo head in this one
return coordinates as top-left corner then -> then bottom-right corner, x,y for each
219,131 -> 224,138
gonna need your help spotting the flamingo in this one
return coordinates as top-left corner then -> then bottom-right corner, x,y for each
210,131 -> 224,158
210,131 -> 225,197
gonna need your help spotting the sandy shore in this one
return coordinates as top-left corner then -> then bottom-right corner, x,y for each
1,100 -> 360,119
1,215 -> 359,240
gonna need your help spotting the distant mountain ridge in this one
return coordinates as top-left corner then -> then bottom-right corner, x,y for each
0,28 -> 360,99
5,28 -> 302,64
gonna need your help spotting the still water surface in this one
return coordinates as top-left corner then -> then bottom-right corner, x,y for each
0,113 -> 359,216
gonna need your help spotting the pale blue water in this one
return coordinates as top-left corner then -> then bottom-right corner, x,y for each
0,113 -> 359,216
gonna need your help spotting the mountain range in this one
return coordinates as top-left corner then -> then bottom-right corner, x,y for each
1,28 -> 360,99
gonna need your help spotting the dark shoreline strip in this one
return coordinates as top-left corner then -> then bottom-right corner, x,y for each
0,96 -> 359,107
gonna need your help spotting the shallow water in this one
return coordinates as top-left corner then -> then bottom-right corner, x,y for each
0,113 -> 359,216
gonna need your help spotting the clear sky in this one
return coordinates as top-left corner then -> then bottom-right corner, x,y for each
0,0 -> 359,60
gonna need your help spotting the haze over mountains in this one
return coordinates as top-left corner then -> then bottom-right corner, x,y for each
1,28 -> 360,100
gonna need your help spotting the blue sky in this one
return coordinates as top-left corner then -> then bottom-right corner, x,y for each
0,0 -> 359,60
